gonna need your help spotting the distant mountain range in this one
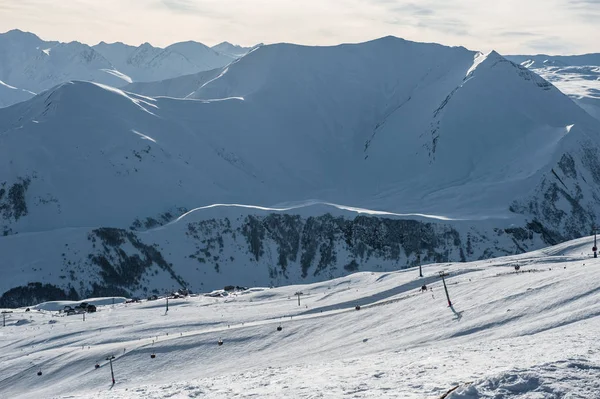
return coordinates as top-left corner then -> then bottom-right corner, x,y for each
1,28 -> 598,122
0,30 -> 254,107
1,36 -> 599,306
505,54 -> 600,122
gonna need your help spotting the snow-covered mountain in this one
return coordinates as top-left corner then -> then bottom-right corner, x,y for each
166,41 -> 236,70
1,36 -> 600,304
506,53 -> 600,122
0,30 -> 238,108
0,30 -> 128,107
212,41 -> 257,58
1,237 -> 600,398
506,54 -> 600,68
0,80 -> 36,108
92,40 -> 233,83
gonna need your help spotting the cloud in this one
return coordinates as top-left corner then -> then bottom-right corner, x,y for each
389,3 -> 436,16
523,36 -> 575,54
373,1 -> 469,36
155,0 -> 231,20
415,19 -> 469,36
569,0 -> 600,4
496,32 -> 539,38
566,0 -> 600,22
160,0 -> 200,13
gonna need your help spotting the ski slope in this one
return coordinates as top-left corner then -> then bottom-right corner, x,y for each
1,237 -> 599,398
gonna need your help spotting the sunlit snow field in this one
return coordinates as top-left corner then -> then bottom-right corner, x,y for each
2,237 -> 600,398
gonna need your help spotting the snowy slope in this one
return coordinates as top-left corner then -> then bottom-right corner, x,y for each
0,80 -> 35,107
0,30 -> 238,108
1,237 -> 599,398
123,68 -> 223,98
506,54 -> 600,68
19,39 -> 599,224
212,41 -> 257,58
93,41 -> 234,83
506,53 -> 600,122
2,37 -> 600,303
0,30 -> 128,98
166,41 -> 235,70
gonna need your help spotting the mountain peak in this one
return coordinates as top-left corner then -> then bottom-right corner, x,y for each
0,29 -> 44,45
167,41 -> 211,52
173,40 -> 205,46
2,29 -> 40,38
212,41 -> 255,57
139,42 -> 156,49
466,50 -> 509,76
486,50 -> 504,60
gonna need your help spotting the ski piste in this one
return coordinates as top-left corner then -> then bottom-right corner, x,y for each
2,235 -> 599,398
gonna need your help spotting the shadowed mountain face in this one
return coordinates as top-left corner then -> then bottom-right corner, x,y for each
1,37 -> 599,304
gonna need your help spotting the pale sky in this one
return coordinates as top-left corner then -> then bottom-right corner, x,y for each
0,0 -> 598,54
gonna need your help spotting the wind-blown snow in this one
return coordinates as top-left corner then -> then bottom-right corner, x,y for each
100,69 -> 133,84
1,237 -> 599,398
0,80 -> 36,107
131,130 -> 157,143
168,201 -> 459,229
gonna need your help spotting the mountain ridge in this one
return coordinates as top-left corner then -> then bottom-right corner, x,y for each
0,30 -> 243,107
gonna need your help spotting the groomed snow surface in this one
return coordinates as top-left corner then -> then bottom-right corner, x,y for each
2,237 -> 600,398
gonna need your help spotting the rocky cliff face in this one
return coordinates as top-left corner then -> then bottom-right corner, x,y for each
0,206 -> 555,307
510,144 -> 600,245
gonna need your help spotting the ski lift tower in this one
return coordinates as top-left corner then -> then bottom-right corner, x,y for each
593,225 -> 598,259
106,355 -> 116,385
439,271 -> 453,307
417,225 -> 425,278
294,291 -> 303,306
